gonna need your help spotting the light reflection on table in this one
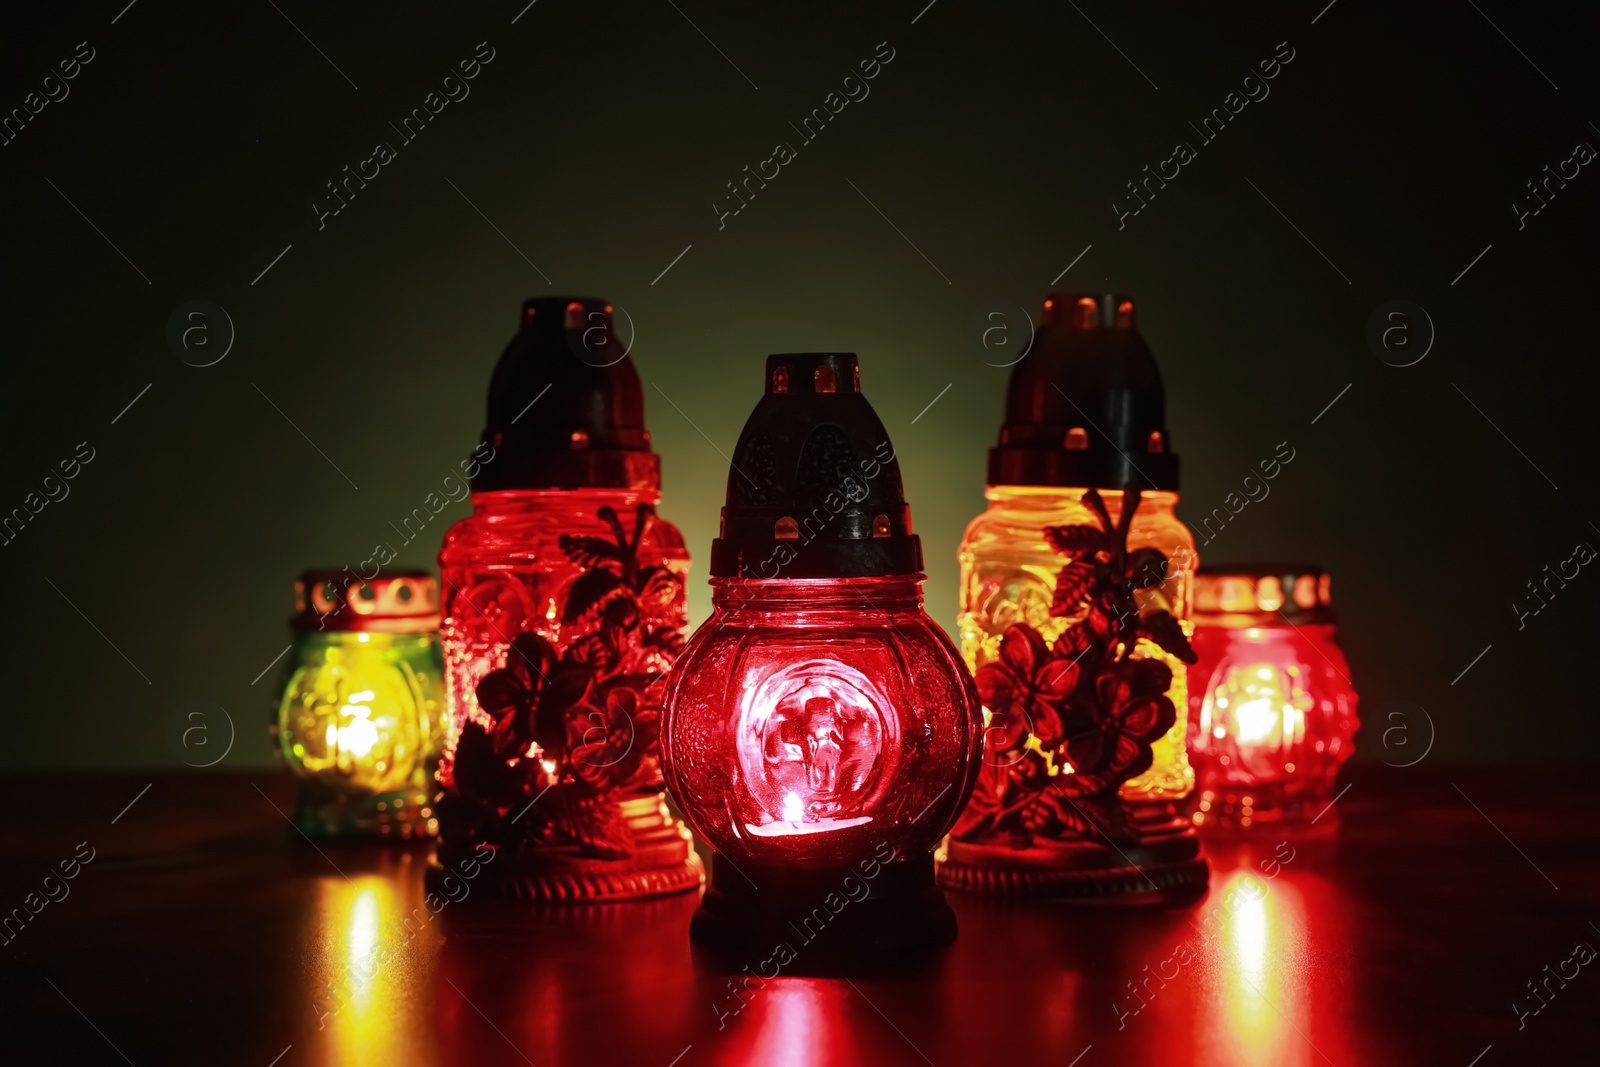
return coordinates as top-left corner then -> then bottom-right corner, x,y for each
281,838 -> 1368,1067
1211,870 -> 1310,1065
302,854 -> 442,1067
11,769 -> 1587,1065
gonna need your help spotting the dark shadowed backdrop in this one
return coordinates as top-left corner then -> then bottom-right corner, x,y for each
2,0 -> 1598,769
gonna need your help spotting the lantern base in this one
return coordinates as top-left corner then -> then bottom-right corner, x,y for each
1194,781 -> 1344,834
937,801 -> 1209,904
690,852 -> 956,960
291,779 -> 437,842
427,794 -> 704,901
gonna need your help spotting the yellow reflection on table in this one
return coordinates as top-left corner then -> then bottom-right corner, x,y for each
311,875 -> 427,1066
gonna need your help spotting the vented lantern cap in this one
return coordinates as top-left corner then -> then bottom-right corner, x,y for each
710,354 -> 922,579
472,296 -> 660,492
987,293 -> 1179,491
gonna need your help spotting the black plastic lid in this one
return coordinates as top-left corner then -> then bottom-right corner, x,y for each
471,296 -> 660,492
710,354 -> 923,579
987,293 -> 1178,491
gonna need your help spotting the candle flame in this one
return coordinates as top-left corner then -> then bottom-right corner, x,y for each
782,791 -> 804,823
1234,696 -> 1282,746
327,716 -> 379,759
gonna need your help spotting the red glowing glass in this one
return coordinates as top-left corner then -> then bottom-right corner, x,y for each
1187,566 -> 1358,829
438,488 -> 688,777
660,352 -> 981,953
429,296 -> 700,901
662,575 -> 977,869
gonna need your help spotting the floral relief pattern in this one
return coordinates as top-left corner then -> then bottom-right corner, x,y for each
439,504 -> 684,860
953,487 -> 1196,846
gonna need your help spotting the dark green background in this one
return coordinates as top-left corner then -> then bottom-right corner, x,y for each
3,1 -> 1597,768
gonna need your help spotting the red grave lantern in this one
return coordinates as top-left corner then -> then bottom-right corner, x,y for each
660,353 -> 983,954
428,296 -> 701,900
1187,564 -> 1359,830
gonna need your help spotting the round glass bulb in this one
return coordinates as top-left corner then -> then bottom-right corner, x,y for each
661,575 -> 981,871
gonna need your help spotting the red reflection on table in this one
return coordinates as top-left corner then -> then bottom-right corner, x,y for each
434,894 -> 707,1067
1185,849 -> 1358,1067
718,980 -> 863,1067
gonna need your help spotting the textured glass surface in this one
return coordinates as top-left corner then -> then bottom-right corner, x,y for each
435,488 -> 688,786
957,486 -> 1196,799
661,576 -> 981,869
275,629 -> 443,836
1188,622 -> 1358,827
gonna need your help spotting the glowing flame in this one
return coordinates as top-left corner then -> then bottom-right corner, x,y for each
782,791 -> 804,823
1233,696 -> 1282,745
328,713 -> 379,759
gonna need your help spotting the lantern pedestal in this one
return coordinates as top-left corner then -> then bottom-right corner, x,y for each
293,779 -> 435,842
427,795 -> 703,901
1196,780 -> 1344,834
690,853 -> 956,958
938,802 -> 1209,903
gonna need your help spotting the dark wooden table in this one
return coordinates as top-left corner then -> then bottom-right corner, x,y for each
0,765 -> 1595,1066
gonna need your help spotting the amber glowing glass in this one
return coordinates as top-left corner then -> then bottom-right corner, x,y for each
1188,569 -> 1357,829
958,485 -> 1196,799
661,575 -> 979,870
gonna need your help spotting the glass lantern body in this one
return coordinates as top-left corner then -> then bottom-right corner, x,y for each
661,576 -> 981,872
275,629 -> 443,839
958,485 -> 1196,800
436,488 -> 689,783
1188,621 -> 1357,828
